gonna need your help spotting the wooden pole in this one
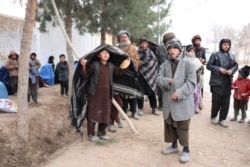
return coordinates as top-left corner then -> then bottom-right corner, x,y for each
112,98 -> 138,134
50,0 -> 138,134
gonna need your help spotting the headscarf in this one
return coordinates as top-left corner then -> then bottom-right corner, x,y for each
219,38 -> 231,52
191,35 -> 202,50
116,30 -> 130,42
8,50 -> 19,59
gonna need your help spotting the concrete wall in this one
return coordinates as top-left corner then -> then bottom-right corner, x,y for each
0,14 -> 24,62
0,14 -> 100,67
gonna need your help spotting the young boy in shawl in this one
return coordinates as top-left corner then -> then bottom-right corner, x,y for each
80,49 -> 127,141
230,66 -> 250,123
137,37 -> 160,116
157,38 -> 196,163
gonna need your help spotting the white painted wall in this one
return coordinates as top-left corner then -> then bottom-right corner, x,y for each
31,23 -> 99,67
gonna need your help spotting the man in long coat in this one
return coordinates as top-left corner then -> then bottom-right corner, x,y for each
157,38 -> 196,163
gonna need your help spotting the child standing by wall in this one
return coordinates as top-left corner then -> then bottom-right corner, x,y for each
28,60 -> 39,104
56,54 -> 69,97
230,65 -> 250,123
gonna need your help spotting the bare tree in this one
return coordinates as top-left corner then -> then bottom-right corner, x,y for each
50,0 -> 138,134
238,23 -> 250,64
209,24 -> 221,52
17,0 -> 37,141
210,24 -> 241,60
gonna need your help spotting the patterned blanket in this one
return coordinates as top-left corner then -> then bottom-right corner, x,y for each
138,48 -> 159,94
69,44 -> 142,134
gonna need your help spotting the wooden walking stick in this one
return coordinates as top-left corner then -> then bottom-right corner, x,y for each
112,98 -> 138,134
51,0 -> 138,135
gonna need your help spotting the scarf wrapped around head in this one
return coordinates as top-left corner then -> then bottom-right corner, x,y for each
116,30 -> 131,47
192,35 -> 202,50
185,52 -> 203,71
184,44 -> 203,71
191,35 -> 201,44
116,30 -> 130,42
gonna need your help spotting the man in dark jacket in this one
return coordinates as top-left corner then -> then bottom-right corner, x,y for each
206,39 -> 238,128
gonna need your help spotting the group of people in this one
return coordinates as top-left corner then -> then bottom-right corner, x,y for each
5,51 -> 43,103
70,30 -> 209,163
3,51 -> 70,103
71,30 -> 250,164
3,29 -> 249,164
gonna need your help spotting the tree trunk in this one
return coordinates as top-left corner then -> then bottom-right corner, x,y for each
112,34 -> 116,45
17,0 -> 37,141
50,0 -> 81,102
100,26 -> 106,45
50,0 -> 138,134
65,3 -> 74,100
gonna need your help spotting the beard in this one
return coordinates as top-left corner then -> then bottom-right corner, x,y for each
119,40 -> 131,48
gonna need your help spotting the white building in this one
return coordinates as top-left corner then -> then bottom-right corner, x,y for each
0,13 -> 102,67
31,22 -> 100,66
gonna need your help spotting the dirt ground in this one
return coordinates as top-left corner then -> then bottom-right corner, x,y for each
0,85 -> 77,167
1,82 -> 250,167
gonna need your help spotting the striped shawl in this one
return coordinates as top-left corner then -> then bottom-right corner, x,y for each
138,48 -> 159,94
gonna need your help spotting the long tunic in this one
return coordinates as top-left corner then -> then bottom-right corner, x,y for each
87,63 -> 111,124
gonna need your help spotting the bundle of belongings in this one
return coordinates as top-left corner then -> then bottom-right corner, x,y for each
0,99 -> 17,113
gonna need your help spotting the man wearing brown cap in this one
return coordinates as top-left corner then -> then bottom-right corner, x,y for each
191,35 -> 206,97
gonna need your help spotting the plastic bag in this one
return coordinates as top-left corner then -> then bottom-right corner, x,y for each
0,99 -> 17,113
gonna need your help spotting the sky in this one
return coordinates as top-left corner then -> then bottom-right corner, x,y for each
0,0 -> 26,18
1,0 -> 250,49
167,0 -> 250,47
